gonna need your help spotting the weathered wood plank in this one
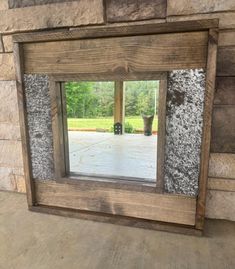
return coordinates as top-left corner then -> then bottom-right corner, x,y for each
50,72 -> 166,82
196,29 -> 218,230
23,31 -> 208,74
208,178 -> 235,192
60,83 -> 70,175
106,0 -> 166,22
58,176 -> 157,194
13,43 -> 35,206
167,0 -> 235,16
35,180 -> 196,226
13,19 -> 217,43
209,153 -> 235,179
156,75 -> 167,190
49,80 -> 65,179
211,106 -> 235,153
214,77 -> 235,105
30,205 -> 202,236
217,46 -> 235,76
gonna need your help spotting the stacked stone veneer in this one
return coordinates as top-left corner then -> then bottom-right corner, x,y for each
0,0 -> 234,221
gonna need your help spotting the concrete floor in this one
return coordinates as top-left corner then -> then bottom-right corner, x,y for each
1,191 -> 235,269
69,132 -> 157,181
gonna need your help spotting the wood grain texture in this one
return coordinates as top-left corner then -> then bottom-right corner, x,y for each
106,0 -> 166,22
60,83 -> 70,175
13,19 -> 217,43
30,205 -> 202,236
23,31 -> 208,75
208,177 -> 235,192
58,175 -> 157,194
217,46 -> 235,77
35,180 -> 196,226
49,80 -> 65,179
14,22 -> 216,230
209,153 -> 235,179
13,43 -> 35,206
214,77 -> 235,105
156,75 -> 167,190
211,106 -> 235,153
196,29 -> 218,230
50,72 -> 166,82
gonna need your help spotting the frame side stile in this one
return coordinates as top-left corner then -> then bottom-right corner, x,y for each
13,42 -> 36,206
49,79 -> 66,179
195,28 -> 218,230
156,73 -> 167,191
60,82 -> 70,175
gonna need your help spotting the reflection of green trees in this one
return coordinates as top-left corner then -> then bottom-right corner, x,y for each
65,81 -> 159,118
125,81 -> 159,116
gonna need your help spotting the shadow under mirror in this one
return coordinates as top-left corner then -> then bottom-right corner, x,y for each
64,80 -> 159,183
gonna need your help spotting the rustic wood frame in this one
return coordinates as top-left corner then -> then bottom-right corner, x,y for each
13,19 -> 218,234
50,73 -> 166,187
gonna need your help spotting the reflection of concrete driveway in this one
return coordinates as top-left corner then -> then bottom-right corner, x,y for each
69,131 -> 157,182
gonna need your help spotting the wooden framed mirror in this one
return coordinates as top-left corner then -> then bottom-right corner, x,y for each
13,19 -> 218,235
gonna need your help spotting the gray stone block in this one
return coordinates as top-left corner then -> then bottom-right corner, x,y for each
24,74 -> 54,180
164,69 -> 205,196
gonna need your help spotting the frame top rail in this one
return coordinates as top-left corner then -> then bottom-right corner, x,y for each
13,19 -> 218,43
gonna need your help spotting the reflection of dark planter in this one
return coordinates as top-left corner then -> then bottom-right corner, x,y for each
142,115 -> 154,136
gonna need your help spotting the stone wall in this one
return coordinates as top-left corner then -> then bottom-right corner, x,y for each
0,0 -> 234,221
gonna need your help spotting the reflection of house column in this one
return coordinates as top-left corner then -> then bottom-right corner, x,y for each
114,81 -> 124,135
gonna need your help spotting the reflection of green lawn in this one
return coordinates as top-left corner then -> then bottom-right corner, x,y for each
68,116 -> 158,131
